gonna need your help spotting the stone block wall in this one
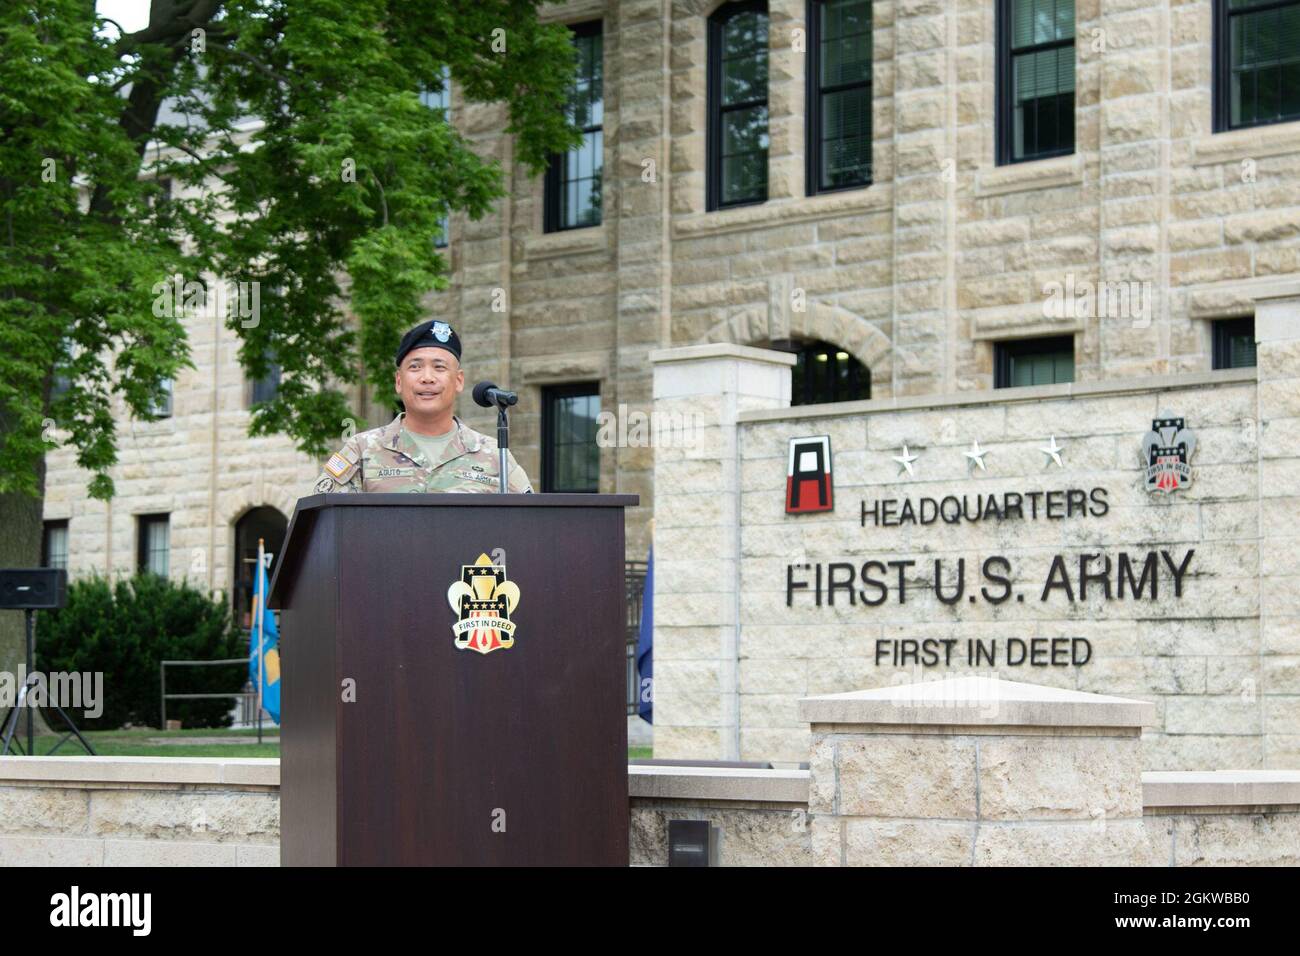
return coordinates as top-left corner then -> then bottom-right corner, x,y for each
5,689 -> 1300,866
0,757 -> 278,866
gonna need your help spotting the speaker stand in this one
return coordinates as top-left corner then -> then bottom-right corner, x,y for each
0,609 -> 96,756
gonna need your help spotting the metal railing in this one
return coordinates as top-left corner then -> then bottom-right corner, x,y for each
626,560 -> 647,716
159,658 -> 256,729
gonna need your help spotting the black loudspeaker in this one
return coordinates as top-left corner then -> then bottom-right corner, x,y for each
0,569 -> 68,610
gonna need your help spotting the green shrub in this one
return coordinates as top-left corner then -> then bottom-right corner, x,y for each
34,573 -> 245,730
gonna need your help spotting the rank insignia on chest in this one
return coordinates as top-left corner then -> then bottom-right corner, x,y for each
446,553 -> 521,655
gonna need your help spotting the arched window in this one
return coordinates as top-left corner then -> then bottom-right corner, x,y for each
233,507 -> 289,634
770,338 -> 870,405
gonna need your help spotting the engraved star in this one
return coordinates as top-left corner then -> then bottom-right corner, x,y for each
892,443 -> 919,477
964,439 -> 988,471
1040,434 -> 1065,469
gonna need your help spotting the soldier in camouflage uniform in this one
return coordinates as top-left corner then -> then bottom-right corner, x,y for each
313,320 -> 533,494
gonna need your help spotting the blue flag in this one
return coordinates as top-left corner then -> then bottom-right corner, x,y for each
637,547 -> 653,724
249,555 -> 281,724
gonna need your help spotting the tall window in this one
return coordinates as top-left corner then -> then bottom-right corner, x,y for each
998,0 -> 1075,164
250,361 -> 280,406
421,66 -> 452,247
771,339 -> 871,405
1214,0 -> 1300,131
150,378 -> 173,418
807,0 -> 873,194
42,520 -> 69,570
542,383 -> 600,492
708,2 -> 770,209
137,514 -> 170,577
995,336 -> 1075,387
545,22 -> 603,232
50,372 -> 71,405
1213,317 -> 1257,368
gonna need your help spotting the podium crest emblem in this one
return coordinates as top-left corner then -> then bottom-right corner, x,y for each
1141,415 -> 1196,494
446,553 -> 521,654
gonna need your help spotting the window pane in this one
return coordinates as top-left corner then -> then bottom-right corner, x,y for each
721,10 -> 768,106
1007,347 -> 1073,386
252,364 -> 280,404
548,390 -> 600,492
44,523 -> 69,570
419,66 -> 451,111
722,105 -> 769,154
1228,333 -> 1257,367
723,10 -> 767,59
821,35 -> 871,87
1230,5 -> 1300,127
152,378 -> 173,417
144,519 -> 170,577
723,49 -> 767,104
549,26 -> 603,231
821,87 -> 872,187
788,340 -> 869,405
1012,45 -> 1075,159
1013,0 -> 1073,46
722,151 -> 765,204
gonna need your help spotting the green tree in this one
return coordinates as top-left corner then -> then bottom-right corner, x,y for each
0,1 -> 580,675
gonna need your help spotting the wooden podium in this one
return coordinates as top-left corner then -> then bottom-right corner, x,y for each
267,493 -> 638,866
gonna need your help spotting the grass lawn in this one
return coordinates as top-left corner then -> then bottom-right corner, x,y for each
9,726 -> 281,759
7,727 -> 653,760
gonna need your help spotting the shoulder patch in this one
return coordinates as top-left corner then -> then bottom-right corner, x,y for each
324,444 -> 361,482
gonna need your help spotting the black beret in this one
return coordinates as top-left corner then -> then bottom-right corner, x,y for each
395,320 -> 462,366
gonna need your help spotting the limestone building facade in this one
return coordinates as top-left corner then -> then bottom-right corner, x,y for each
43,0 -> 1300,649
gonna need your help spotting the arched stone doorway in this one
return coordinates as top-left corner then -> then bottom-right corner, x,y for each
232,507 -> 288,634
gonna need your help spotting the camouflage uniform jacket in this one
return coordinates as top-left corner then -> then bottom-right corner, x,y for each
313,413 -> 533,494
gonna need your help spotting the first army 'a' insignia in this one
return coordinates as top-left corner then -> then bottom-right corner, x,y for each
446,553 -> 521,655
1141,415 -> 1197,493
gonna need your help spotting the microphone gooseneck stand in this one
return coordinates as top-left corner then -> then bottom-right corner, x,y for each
497,403 -> 509,494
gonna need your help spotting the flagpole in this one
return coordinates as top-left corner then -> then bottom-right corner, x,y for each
256,537 -> 265,746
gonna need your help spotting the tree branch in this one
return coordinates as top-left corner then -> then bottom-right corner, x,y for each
205,42 -> 292,87
369,171 -> 389,227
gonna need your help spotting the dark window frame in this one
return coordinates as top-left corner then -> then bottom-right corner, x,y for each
42,519 -> 69,570
1212,316 -> 1258,368
544,20 -> 604,233
541,382 -> 601,493
806,0 -> 874,195
996,0 -> 1077,166
994,335 -> 1075,388
708,0 -> 771,211
1213,0 -> 1300,132
137,513 -> 170,577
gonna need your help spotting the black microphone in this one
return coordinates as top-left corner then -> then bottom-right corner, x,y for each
472,381 -> 518,408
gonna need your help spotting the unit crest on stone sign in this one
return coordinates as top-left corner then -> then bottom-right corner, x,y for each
1141,415 -> 1196,494
446,553 -> 521,654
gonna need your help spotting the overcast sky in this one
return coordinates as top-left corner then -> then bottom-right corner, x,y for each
96,0 -> 150,37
